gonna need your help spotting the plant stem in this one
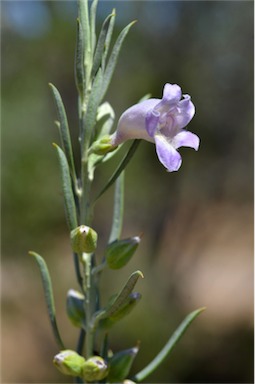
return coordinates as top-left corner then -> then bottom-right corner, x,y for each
82,253 -> 94,358
77,328 -> 86,355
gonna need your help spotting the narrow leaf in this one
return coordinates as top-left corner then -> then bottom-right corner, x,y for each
78,0 -> 91,64
102,8 -> 116,69
103,270 -> 143,319
75,18 -> 85,96
49,83 -> 76,182
29,251 -> 65,349
100,20 -> 136,102
108,346 -> 139,383
53,143 -> 78,230
108,172 -> 125,243
99,292 -> 141,330
92,271 -> 143,329
89,0 -> 99,56
82,68 -> 103,149
95,139 -> 140,201
91,12 -> 114,78
133,307 -> 206,382
78,0 -> 92,91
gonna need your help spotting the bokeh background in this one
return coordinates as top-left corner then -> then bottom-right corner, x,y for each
2,1 -> 253,383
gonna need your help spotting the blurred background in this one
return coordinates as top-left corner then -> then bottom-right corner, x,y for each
1,1 -> 253,383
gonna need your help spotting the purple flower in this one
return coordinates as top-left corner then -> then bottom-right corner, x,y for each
111,83 -> 199,172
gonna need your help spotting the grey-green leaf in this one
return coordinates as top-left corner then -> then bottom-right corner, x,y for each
53,143 -> 78,230
95,139 -> 140,201
100,20 -> 136,102
89,0 -> 99,56
78,0 -> 91,66
103,270 -> 143,319
49,83 -> 76,182
92,270 -> 143,329
133,307 -> 206,382
91,12 -> 115,78
108,172 -> 125,243
82,68 -> 103,149
102,8 -> 116,69
29,251 -> 65,349
75,18 -> 85,96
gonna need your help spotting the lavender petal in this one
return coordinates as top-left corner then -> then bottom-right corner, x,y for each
172,130 -> 200,150
145,109 -> 160,137
155,134 -> 182,172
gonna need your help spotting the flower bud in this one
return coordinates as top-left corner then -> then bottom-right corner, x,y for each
71,225 -> 98,254
106,236 -> 140,269
89,135 -> 117,156
66,289 -> 85,328
82,356 -> 108,382
108,346 -> 139,383
53,350 -> 85,377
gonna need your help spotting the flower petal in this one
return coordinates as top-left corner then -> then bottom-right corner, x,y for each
163,83 -> 182,104
155,84 -> 182,114
155,134 -> 182,172
114,99 -> 158,144
179,95 -> 195,117
172,130 -> 200,150
174,96 -> 195,130
145,109 -> 160,137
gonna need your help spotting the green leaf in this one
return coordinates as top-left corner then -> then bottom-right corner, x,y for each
106,236 -> 140,270
100,20 -> 137,102
99,292 -> 141,330
78,0 -> 91,81
49,83 -> 76,182
53,143 -> 78,230
29,251 -> 65,349
108,172 -> 125,243
66,289 -> 86,328
102,270 -> 143,319
138,93 -> 152,103
75,18 -> 85,97
94,139 -> 140,201
91,12 -> 115,78
89,0 -> 99,56
102,8 -> 116,69
92,271 -> 143,330
82,68 -> 103,149
108,346 -> 139,383
96,102 -> 115,139
133,307 -> 206,382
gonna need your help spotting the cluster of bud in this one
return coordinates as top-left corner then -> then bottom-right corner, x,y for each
53,350 -> 108,382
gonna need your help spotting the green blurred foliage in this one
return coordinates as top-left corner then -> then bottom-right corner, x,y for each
2,1 -> 253,383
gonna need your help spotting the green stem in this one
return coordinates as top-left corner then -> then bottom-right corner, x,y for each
73,252 -> 83,290
80,157 -> 91,225
77,328 -> 86,355
82,253 -> 94,358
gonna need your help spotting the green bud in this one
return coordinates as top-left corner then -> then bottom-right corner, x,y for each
82,356 -> 108,382
89,135 -> 117,156
66,289 -> 85,328
108,346 -> 139,383
53,350 -> 85,377
71,225 -> 98,254
106,236 -> 140,270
